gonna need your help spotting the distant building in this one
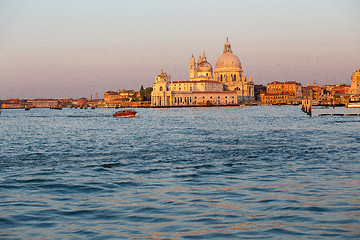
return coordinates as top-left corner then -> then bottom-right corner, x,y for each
72,98 -> 88,107
1,99 -> 24,109
303,81 -> 331,105
254,85 -> 266,101
323,84 -> 351,95
152,71 -> 237,106
104,90 -> 136,104
27,99 -> 59,108
350,68 -> 360,94
260,81 -> 302,104
151,39 -> 254,107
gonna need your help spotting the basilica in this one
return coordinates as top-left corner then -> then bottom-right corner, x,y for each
151,39 -> 255,107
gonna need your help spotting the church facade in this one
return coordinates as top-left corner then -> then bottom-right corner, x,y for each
151,39 -> 254,107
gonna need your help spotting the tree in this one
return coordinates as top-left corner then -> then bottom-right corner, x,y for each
131,93 -> 139,102
139,86 -> 152,101
139,85 -> 145,101
143,87 -> 153,101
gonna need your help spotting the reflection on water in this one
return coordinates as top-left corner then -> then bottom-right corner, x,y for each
0,106 -> 359,239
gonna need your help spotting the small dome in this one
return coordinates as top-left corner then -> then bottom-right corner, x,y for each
215,52 -> 242,69
197,61 -> 213,72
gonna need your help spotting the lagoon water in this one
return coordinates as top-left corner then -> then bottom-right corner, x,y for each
0,106 -> 359,239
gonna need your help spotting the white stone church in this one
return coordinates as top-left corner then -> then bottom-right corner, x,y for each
151,39 -> 255,107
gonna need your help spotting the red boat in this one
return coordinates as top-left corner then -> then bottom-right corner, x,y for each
113,109 -> 137,117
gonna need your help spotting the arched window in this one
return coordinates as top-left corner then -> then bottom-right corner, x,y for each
160,86 -> 163,91
220,75 -> 223,82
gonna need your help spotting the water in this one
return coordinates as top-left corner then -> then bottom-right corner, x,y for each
1,106 -> 359,239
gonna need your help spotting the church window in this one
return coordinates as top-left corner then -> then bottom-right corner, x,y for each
220,75 -> 223,82
234,75 -> 236,81
160,86 -> 163,91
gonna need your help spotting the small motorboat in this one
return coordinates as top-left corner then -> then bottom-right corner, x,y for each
113,109 -> 137,117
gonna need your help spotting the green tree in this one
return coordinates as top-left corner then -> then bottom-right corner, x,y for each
139,86 -> 152,101
143,87 -> 153,101
131,93 -> 139,102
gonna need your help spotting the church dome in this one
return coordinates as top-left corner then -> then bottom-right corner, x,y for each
197,61 -> 213,72
215,38 -> 242,70
215,52 -> 241,69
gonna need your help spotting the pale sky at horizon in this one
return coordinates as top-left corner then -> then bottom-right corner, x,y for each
1,0 -> 359,99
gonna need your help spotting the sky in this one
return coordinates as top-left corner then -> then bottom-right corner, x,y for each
0,0 -> 359,99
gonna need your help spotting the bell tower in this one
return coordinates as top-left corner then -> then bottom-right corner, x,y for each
351,68 -> 360,94
189,55 -> 196,81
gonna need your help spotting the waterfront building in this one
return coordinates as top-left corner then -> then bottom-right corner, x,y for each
27,99 -> 59,108
260,81 -> 302,105
350,68 -> 360,94
1,99 -> 24,109
151,39 -> 254,107
104,90 -> 136,104
254,84 -> 266,102
323,84 -> 351,95
72,98 -> 88,107
302,82 -> 331,105
152,71 -> 237,106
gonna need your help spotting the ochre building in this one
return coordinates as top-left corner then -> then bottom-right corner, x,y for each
261,81 -> 302,105
151,39 -> 254,107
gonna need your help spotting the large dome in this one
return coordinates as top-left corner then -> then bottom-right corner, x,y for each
197,61 -> 213,72
215,52 -> 241,69
215,38 -> 242,70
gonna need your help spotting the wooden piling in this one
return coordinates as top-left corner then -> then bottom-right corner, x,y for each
302,99 -> 312,116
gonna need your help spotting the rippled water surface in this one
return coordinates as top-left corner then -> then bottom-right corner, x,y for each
1,106 -> 359,239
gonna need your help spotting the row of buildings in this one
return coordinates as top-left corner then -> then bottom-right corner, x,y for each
3,67 -> 358,109
259,67 -> 360,105
1,98 -> 100,109
150,38 -> 360,107
2,37 -> 359,109
0,90 -> 148,109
